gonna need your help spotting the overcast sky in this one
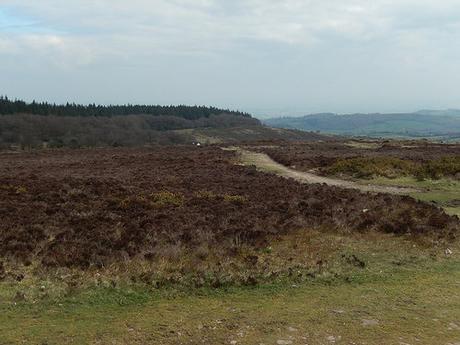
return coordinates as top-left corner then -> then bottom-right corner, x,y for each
1,1 -> 460,118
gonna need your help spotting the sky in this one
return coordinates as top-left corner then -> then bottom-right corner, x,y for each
1,1 -> 460,118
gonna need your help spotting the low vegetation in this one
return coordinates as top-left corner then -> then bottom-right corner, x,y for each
323,156 -> 460,180
0,147 -> 457,284
1,230 -> 459,344
255,140 -> 460,180
363,176 -> 460,217
253,140 -> 460,217
0,140 -> 459,344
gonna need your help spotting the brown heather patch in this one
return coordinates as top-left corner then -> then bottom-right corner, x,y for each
0,146 -> 458,270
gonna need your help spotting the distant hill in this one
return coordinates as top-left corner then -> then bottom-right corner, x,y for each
265,110 -> 460,141
0,97 -> 332,149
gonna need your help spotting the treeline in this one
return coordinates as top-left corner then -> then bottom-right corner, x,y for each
0,113 -> 260,148
0,97 -> 261,149
0,96 -> 251,120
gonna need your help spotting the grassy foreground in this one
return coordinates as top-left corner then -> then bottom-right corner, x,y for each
1,232 -> 459,345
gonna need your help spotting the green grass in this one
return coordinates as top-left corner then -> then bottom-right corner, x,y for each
2,260 -> 459,344
1,232 -> 459,344
365,176 -> 460,217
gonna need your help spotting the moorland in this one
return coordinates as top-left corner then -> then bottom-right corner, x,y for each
0,99 -> 459,344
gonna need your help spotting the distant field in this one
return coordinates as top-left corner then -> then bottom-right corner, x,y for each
264,111 -> 460,141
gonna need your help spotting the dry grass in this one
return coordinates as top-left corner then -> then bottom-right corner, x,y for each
1,230 -> 459,344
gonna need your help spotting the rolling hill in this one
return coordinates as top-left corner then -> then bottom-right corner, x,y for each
265,110 -> 460,141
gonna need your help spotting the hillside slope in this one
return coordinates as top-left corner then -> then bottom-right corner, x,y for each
0,98 -> 336,149
265,111 -> 460,140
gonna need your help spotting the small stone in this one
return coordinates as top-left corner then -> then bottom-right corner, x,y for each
277,340 -> 293,345
287,326 -> 298,332
326,335 -> 337,343
445,248 -> 453,256
362,319 -> 379,326
448,322 -> 460,330
230,341 -> 237,345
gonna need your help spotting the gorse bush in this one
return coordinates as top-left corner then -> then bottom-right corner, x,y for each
416,156 -> 460,180
324,157 -> 415,179
194,190 -> 218,200
118,192 -> 185,209
223,194 -> 248,204
151,191 -> 184,207
324,156 -> 460,180
194,190 -> 248,204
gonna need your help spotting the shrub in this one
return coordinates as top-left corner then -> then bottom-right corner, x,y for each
324,157 -> 415,179
223,194 -> 247,204
417,156 -> 460,180
118,196 -> 149,209
194,190 -> 218,200
151,191 -> 184,207
324,156 -> 460,180
15,186 -> 27,194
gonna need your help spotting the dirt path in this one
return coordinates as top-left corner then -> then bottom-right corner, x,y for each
233,148 -> 416,195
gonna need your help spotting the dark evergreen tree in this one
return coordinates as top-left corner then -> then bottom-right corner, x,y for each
0,96 -> 251,120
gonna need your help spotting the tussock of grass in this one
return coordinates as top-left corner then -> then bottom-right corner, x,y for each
194,190 -> 218,199
223,194 -> 247,204
150,191 -> 184,207
194,190 -> 248,204
119,191 -> 185,209
0,184 -> 28,194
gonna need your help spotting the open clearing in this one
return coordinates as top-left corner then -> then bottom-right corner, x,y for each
0,143 -> 459,344
1,146 -> 454,270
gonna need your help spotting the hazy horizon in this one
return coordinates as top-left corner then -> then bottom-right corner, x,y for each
2,1 -> 460,116
4,95 -> 460,120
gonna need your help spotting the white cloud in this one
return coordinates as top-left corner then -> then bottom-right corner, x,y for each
1,0 -> 460,112
3,0 -> 460,54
